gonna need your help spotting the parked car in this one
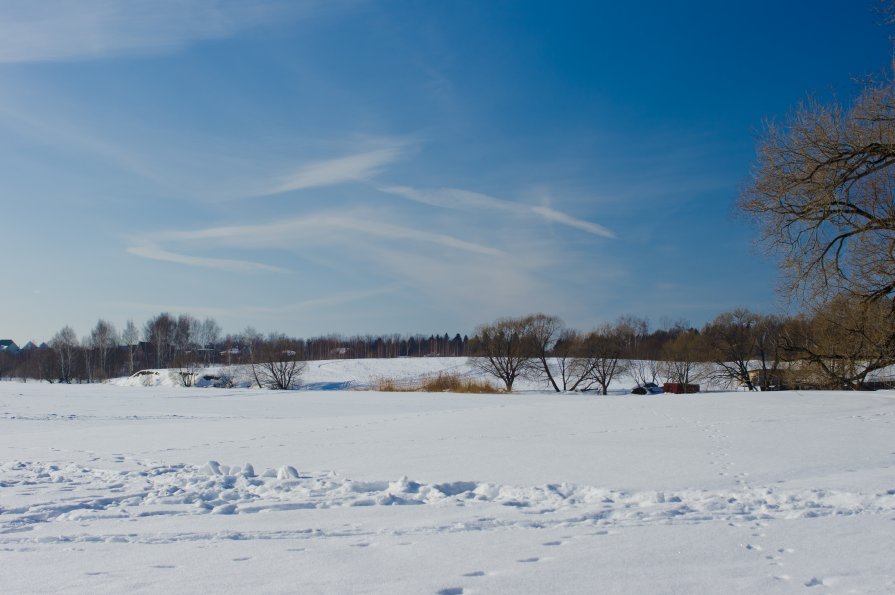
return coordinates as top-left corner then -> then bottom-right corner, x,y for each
631,382 -> 664,395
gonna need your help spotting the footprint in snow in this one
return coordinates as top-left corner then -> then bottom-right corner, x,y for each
462,571 -> 485,577
745,544 -> 763,551
436,589 -> 463,595
517,557 -> 540,563
542,541 -> 562,546
232,557 -> 251,562
804,577 -> 825,587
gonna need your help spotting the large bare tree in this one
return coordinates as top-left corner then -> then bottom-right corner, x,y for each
469,316 -> 537,392
739,78 -> 895,304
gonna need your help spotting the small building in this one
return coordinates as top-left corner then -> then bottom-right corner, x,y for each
0,340 -> 20,354
746,366 -> 823,391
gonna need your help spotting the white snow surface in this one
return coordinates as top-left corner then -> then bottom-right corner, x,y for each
2,360 -> 895,594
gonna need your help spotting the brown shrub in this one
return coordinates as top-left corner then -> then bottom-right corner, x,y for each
374,373 -> 499,394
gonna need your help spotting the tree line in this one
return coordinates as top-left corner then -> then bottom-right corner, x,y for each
0,312 -> 472,384
3,294 -> 892,393
471,299 -> 895,393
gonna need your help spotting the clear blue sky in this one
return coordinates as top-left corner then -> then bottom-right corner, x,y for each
1,0 -> 891,344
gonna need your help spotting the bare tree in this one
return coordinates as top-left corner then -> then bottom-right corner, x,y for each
552,329 -> 587,391
469,316 -> 537,392
659,330 -> 707,387
250,338 -> 306,390
781,294 -> 895,389
751,314 -> 786,390
703,309 -> 761,390
50,326 -> 79,383
241,326 -> 263,363
144,313 -> 176,368
174,314 -> 194,355
616,315 -> 659,387
81,335 -> 95,383
199,318 -> 221,364
0,351 -> 13,382
526,313 -> 564,392
629,358 -> 660,387
575,324 -> 629,395
616,315 -> 649,358
89,319 -> 118,380
18,346 -> 55,383
739,78 -> 895,305
173,349 -> 202,387
122,320 -> 139,375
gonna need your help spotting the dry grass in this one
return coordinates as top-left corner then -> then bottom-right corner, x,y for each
373,373 -> 500,394
372,377 -> 408,392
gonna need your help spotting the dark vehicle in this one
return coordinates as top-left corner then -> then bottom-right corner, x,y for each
631,382 -> 664,395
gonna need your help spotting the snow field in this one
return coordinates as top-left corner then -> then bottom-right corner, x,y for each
1,372 -> 894,593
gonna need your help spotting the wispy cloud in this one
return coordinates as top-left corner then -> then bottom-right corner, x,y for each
127,244 -> 287,273
0,0 -> 319,64
379,185 -> 616,238
149,212 -> 503,257
530,206 -> 615,238
263,147 -> 404,195
380,186 -> 508,210
127,209 -> 503,276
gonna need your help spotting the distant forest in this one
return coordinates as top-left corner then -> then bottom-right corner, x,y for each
0,312 -> 476,384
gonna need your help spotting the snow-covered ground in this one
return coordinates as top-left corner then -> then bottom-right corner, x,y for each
2,361 -> 894,593
110,357 -> 544,391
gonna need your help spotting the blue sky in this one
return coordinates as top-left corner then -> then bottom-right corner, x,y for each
1,0 -> 891,344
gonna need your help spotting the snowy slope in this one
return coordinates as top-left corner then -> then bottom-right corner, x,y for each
110,357 -> 525,391
108,356 -> 732,392
1,376 -> 894,593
